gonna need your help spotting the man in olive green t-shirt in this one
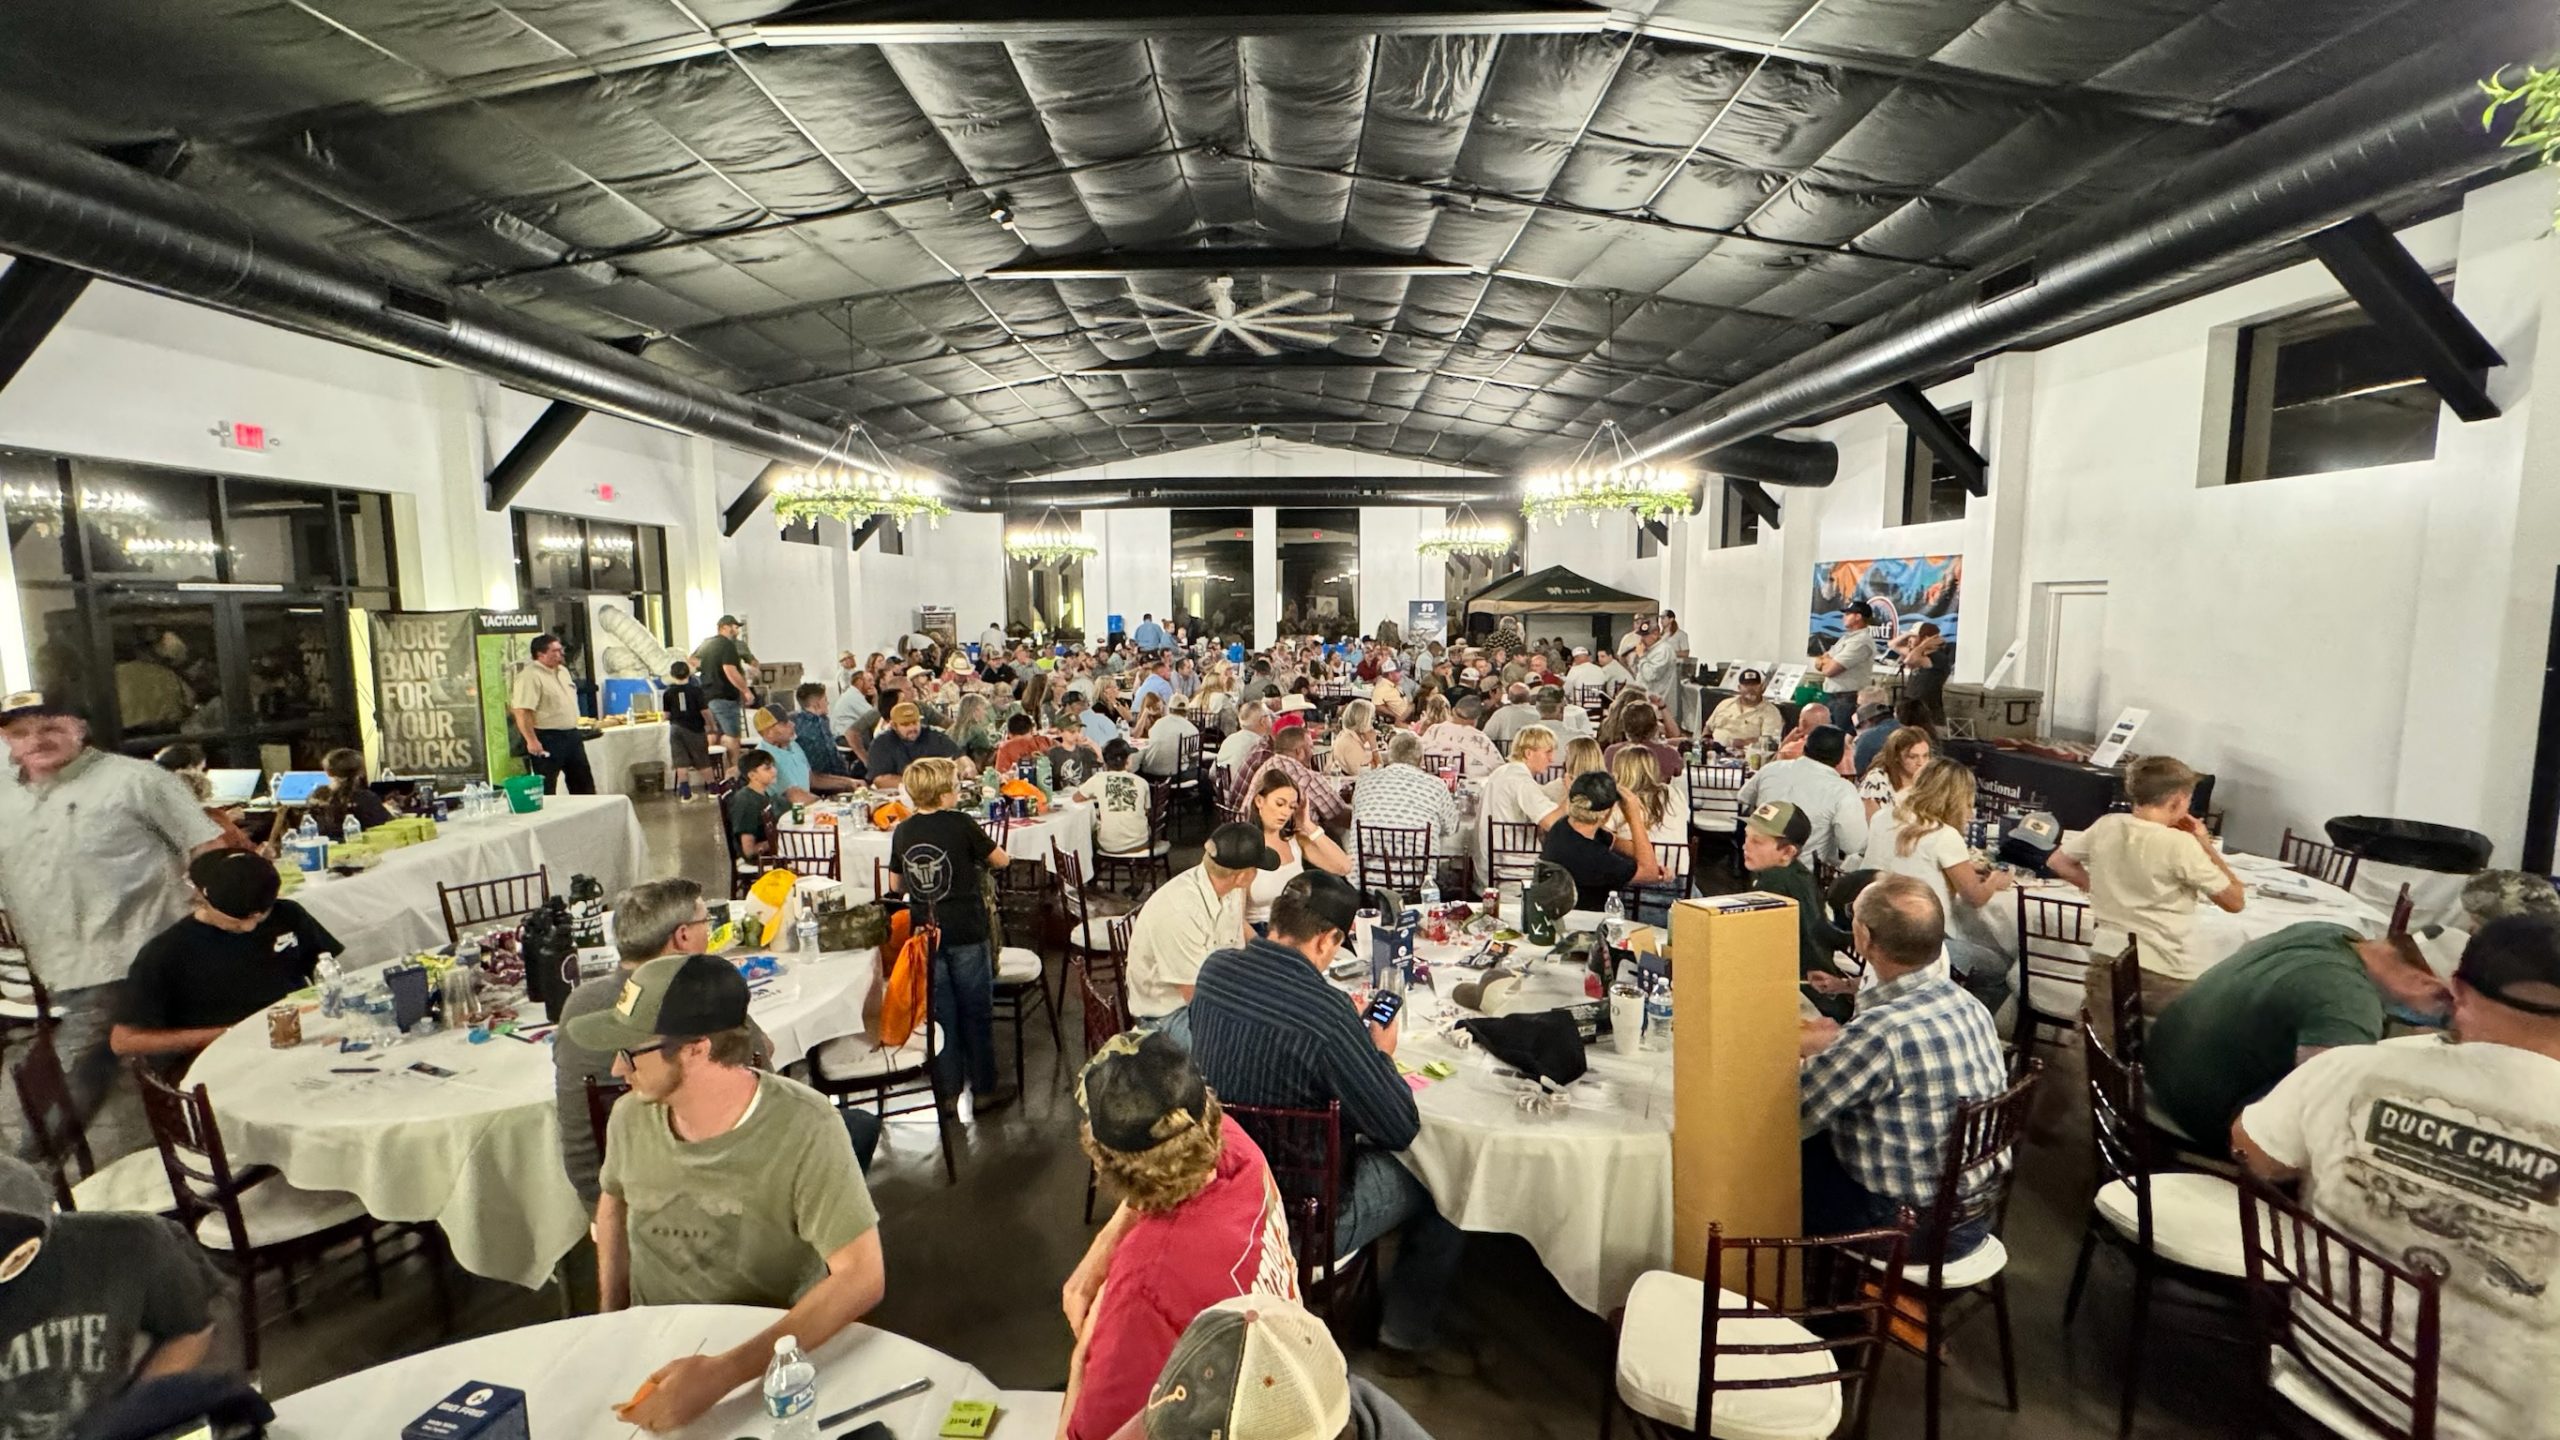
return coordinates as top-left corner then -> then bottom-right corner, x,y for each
2146,921 -> 2451,1144
573,952 -> 884,1432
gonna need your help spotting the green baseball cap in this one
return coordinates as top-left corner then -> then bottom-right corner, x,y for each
565,953 -> 749,1052
1744,801 -> 1813,848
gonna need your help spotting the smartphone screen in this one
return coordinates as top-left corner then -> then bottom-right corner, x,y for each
1363,990 -> 1403,1028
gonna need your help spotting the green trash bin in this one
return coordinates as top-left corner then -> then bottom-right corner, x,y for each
501,773 -> 547,814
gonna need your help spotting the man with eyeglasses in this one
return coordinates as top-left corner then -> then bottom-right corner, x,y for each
572,946 -> 886,1432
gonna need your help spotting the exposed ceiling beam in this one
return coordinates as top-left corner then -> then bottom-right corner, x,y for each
1120,412 -> 1399,427
1727,478 -> 1782,530
485,400 -> 592,512
0,259 -> 90,399
749,0 -> 1611,45
1880,383 -> 1988,498
1080,356 -> 1415,376
2302,213 -> 2503,423
849,515 -> 886,552
984,247 -> 1474,281
722,462 -> 793,537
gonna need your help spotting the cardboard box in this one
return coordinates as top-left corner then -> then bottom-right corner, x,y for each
1668,893 -> 1805,1294
402,1383 -> 528,1440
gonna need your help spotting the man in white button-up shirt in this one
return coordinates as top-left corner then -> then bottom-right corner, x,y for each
1124,824 -> 1272,1045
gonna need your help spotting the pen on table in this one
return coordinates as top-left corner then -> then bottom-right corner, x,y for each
816,1376 -> 932,1428
330,1067 -> 381,1075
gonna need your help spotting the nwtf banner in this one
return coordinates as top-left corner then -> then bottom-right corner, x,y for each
368,611 -> 488,780
1809,556 -> 1962,672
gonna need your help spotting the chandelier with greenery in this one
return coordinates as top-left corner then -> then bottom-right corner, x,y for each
1418,503 -> 1515,558
1003,506 -> 1097,566
774,423 -> 948,529
1519,420 -> 1695,528
2485,63 -> 2560,218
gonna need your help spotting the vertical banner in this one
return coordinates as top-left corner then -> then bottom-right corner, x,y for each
368,611 -> 488,781
1809,556 -> 1962,671
476,610 -> 542,783
1407,600 -> 1447,645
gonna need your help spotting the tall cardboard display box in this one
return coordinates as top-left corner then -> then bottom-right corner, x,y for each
1668,894 -> 1805,1286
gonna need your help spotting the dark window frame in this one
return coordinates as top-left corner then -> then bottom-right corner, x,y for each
1898,404 -> 1975,526
2224,288 -> 2449,485
1718,483 -> 1762,548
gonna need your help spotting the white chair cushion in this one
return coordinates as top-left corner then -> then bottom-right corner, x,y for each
2094,1172 -> 2248,1277
996,947 -> 1044,984
1070,919 -> 1122,952
70,1150 -> 175,1215
195,1179 -> 367,1250
812,1025 -> 940,1082
2268,1347 -> 2399,1440
1871,1234 -> 2009,1290
2024,973 -> 2082,1022
1099,840 -> 1171,860
1615,1269 -> 1843,1440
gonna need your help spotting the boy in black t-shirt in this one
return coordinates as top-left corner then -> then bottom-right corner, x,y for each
662,660 -> 712,801
111,851 -> 341,1062
886,757 -> 1013,1108
1743,801 -> 1855,1019
724,750 -> 787,865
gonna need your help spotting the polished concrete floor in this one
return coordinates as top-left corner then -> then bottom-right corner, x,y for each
242,791 -> 2269,1439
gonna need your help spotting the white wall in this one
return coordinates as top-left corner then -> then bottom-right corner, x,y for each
1671,171 -> 2560,859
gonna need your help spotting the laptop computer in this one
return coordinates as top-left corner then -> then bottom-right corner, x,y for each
204,768 -> 262,805
268,770 -> 329,805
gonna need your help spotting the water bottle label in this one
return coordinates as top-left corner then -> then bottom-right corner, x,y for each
765,1385 -> 814,1418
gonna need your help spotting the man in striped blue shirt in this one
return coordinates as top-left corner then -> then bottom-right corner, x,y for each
1188,872 -> 1468,1375
1799,874 -> 2009,1260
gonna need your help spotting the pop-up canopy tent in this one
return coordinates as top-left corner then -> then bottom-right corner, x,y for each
1467,566 -> 1654,616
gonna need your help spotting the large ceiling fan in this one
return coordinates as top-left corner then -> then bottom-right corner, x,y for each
1129,274 -> 1356,356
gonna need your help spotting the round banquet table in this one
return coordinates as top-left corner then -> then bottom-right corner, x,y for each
284,794 -> 651,965
182,948 -> 878,1289
1345,913 -> 1675,1316
782,797 -> 1095,898
266,1306 -> 1002,1440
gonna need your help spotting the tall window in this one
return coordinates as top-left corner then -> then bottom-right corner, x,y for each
1899,405 -> 1974,525
2,449 -> 396,762
1718,482 -> 1763,548
1171,510 -> 1254,643
2226,291 -> 2446,484
1276,508 -> 1359,641
1005,508 -> 1087,640
511,510 -> 672,683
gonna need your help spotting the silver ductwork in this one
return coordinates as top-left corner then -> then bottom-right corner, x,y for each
1628,9 -> 2560,465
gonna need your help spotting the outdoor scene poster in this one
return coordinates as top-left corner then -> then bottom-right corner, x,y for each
1809,556 -> 1962,672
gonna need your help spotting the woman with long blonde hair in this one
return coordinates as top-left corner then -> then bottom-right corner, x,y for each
1608,745 -> 1689,845
1560,735 -> 1607,790
1858,756 -> 2013,1006
1327,699 -> 1380,777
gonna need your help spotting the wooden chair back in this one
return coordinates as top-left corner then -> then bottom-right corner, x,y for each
436,867 -> 552,945
1699,1221 -> 1914,1440
2239,1178 -> 2443,1440
1355,824 -> 1434,899
583,1075 -> 628,1161
2080,1014 -> 2160,1249
11,1033 -> 93,1209
1223,1100 -> 1356,1297
1487,821 -> 1543,887
770,824 -> 841,881
2279,827 -> 2360,890
2015,891 -> 2093,1051
1686,759 -> 1747,833
133,1067 -> 257,1254
1911,1061 -> 2042,1279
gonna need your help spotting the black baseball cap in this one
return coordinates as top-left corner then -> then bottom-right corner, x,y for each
1205,822 -> 1282,871
1282,871 -> 1365,936
717,614 -> 742,627
190,850 -> 280,920
565,953 -> 750,1051
1077,1028 -> 1210,1154
2455,914 -> 2560,1017
1736,668 -> 1765,684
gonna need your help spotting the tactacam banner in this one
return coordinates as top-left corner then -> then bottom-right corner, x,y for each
369,610 -> 488,780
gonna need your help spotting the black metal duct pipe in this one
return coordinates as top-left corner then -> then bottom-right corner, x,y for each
0,120 -> 1009,508
1628,9 -> 2559,467
1697,434 -> 1834,487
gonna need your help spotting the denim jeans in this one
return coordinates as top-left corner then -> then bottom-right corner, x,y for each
933,939 -> 1000,1098
1336,1149 -> 1465,1351
1145,1005 -> 1194,1052
1947,934 -> 2014,1016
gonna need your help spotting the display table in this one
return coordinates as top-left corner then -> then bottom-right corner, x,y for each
1342,913 -> 1673,1315
1943,738 -> 2218,831
288,795 -> 651,963
586,722 -> 672,796
183,948 -> 877,1288
267,1306 -> 1000,1440
783,799 -> 1095,899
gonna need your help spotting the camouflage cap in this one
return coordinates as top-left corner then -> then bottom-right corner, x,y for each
2461,870 -> 2560,927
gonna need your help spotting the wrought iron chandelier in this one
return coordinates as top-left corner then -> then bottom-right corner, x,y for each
1418,502 -> 1514,558
1003,506 -> 1097,566
774,422 -> 948,530
1520,420 -> 1694,528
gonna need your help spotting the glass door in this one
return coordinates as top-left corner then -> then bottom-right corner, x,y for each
94,590 -> 353,766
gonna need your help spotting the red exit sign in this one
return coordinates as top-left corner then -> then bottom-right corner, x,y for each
215,420 -> 272,452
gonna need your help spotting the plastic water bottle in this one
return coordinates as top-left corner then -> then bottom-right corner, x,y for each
1420,877 -> 1440,909
794,909 -> 820,958
1642,982 -> 1674,1053
297,813 -> 320,845
1602,890 -> 1625,929
341,814 -> 362,845
762,1335 -> 818,1439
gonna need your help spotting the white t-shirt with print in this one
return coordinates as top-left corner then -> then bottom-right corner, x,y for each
1074,771 -> 1152,856
2241,1040 -> 2560,1440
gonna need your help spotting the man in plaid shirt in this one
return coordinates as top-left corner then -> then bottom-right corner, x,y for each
1349,733 -> 1463,871
1799,874 -> 2007,1259
1239,723 -> 1350,833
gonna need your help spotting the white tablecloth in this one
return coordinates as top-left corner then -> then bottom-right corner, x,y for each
183,948 -> 877,1288
288,795 -> 652,964
267,1306 -> 999,1440
784,800 -> 1096,899
585,722 -> 672,796
1353,913 -> 1675,1315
